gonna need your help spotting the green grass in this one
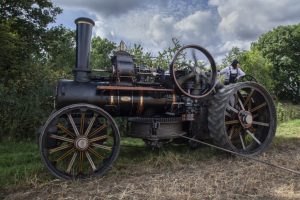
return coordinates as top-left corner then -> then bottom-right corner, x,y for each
0,141 -> 51,189
0,118 -> 299,192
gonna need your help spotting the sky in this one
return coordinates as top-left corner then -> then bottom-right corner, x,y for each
51,0 -> 300,63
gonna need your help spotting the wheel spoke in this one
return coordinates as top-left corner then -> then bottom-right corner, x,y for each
244,89 -> 254,106
246,130 -> 261,145
88,124 -> 108,138
89,135 -> 108,143
88,147 -> 104,159
227,105 -> 239,113
225,111 -> 232,118
239,132 -> 246,150
178,72 -> 195,85
225,120 -> 240,125
252,121 -> 270,127
79,151 -> 84,173
228,126 -> 235,140
192,49 -> 198,67
236,93 -> 245,110
49,134 -> 74,143
85,151 -> 97,171
56,148 -> 76,162
92,143 -> 112,151
250,102 -> 267,113
67,113 -> 80,136
49,144 -> 71,154
84,114 -> 98,136
56,123 -> 75,138
80,112 -> 86,135
66,152 -> 78,173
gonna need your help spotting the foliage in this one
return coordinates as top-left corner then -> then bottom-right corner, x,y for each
254,24 -> 300,102
129,43 -> 153,68
276,102 -> 300,123
42,25 -> 76,73
0,0 -> 64,140
220,47 -> 274,91
0,0 -> 62,69
90,36 -> 116,69
239,49 -> 274,91
129,38 -> 182,70
220,47 -> 245,68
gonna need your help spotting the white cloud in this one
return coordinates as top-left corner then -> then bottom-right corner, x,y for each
209,0 -> 300,41
53,0 -> 300,64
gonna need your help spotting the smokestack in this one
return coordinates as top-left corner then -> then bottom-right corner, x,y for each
74,17 -> 95,82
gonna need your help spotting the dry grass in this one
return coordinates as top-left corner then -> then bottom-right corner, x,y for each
3,119 -> 300,200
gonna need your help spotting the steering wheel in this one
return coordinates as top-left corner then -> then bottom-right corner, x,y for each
170,44 -> 217,99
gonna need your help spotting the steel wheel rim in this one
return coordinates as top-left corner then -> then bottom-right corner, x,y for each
40,104 -> 120,180
224,84 -> 276,154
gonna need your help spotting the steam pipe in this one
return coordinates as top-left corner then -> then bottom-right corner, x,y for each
74,17 -> 95,82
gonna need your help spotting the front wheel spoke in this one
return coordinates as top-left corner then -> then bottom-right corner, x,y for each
85,152 -> 97,171
246,130 -> 262,145
56,123 -> 75,138
79,151 -> 84,172
92,143 -> 112,151
250,102 -> 267,113
49,144 -> 71,154
67,113 -> 80,136
49,134 -> 74,143
252,121 -> 270,127
239,133 -> 246,150
66,152 -> 78,173
56,148 -> 76,162
89,135 -> 108,143
80,112 -> 86,135
88,147 -> 104,159
84,114 -> 98,136
225,120 -> 240,125
88,124 -> 108,138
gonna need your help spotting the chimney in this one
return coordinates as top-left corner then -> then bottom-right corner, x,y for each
74,17 -> 95,82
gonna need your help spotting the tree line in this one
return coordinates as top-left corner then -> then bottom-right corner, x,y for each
0,0 -> 299,140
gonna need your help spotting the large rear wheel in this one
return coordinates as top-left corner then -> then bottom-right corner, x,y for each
208,82 -> 276,155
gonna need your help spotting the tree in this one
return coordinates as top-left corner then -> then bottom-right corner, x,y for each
42,25 -> 76,73
90,36 -> 116,69
254,24 -> 300,101
240,49 -> 274,91
0,0 -> 62,57
220,47 -> 245,69
0,0 -> 63,139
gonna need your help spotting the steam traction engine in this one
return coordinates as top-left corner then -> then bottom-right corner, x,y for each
39,18 -> 276,180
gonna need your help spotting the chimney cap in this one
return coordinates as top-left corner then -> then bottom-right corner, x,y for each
75,17 -> 95,26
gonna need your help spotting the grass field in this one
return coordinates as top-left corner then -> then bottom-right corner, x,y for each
1,118 -> 300,199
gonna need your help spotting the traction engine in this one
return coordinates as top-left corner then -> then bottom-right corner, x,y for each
39,18 -> 277,180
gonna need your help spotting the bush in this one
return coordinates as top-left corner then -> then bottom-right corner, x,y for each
0,64 -> 65,140
276,102 -> 299,123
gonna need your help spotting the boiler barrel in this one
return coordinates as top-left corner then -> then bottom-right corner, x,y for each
55,80 -> 176,116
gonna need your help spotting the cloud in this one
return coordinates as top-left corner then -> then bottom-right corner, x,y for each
209,0 -> 300,41
52,0 -> 300,63
53,0 -> 165,17
175,10 -> 219,46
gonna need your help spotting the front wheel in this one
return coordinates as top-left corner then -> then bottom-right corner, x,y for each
39,103 -> 120,180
